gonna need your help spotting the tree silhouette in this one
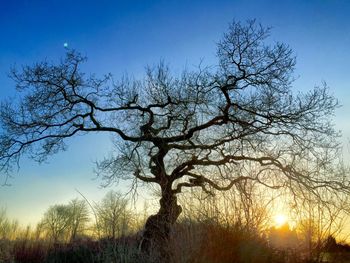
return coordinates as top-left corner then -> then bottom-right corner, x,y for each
40,199 -> 89,242
67,198 -> 90,242
95,190 -> 132,239
41,205 -> 71,243
0,209 -> 19,240
0,20 -> 347,260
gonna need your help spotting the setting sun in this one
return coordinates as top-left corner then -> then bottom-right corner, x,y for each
274,214 -> 287,227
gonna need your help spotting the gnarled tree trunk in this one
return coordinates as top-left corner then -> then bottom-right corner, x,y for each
140,185 -> 182,262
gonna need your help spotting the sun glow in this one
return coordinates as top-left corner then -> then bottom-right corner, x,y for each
274,214 -> 287,227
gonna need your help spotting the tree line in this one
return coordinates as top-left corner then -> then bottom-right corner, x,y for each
0,191 -> 142,244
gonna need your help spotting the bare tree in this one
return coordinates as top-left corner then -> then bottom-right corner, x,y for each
0,20 -> 347,260
40,199 -> 90,242
180,175 -> 275,232
67,198 -> 90,241
95,190 -> 132,239
34,221 -> 45,241
0,208 -> 19,240
41,204 -> 71,243
291,184 -> 350,261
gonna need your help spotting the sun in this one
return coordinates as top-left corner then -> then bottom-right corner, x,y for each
274,214 -> 287,227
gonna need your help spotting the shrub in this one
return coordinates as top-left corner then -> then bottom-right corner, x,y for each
13,241 -> 46,263
170,221 -> 287,263
45,240 -> 101,263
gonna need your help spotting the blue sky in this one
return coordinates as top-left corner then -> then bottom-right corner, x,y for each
0,0 -> 350,225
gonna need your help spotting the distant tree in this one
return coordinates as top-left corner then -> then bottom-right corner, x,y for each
0,208 -> 19,240
291,185 -> 349,261
180,174 -> 275,232
0,20 -> 348,260
324,235 -> 337,252
34,221 -> 45,240
67,198 -> 90,241
0,209 -> 10,239
95,191 -> 132,239
42,204 -> 71,243
41,199 -> 90,242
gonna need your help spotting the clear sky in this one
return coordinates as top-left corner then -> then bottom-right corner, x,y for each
0,0 -> 350,226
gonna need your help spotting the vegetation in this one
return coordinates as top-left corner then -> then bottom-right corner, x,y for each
0,188 -> 349,263
1,19 -> 350,262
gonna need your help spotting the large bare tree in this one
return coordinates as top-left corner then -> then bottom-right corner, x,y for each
0,20 -> 347,260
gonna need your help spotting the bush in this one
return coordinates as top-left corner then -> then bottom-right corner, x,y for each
45,240 -> 101,263
44,236 -> 144,263
13,241 -> 46,263
0,239 -> 13,263
170,221 -> 288,263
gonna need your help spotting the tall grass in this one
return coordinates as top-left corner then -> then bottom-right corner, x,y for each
0,220 -> 349,263
1,187 -> 350,263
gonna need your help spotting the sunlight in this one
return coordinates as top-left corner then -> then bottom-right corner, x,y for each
274,214 -> 287,227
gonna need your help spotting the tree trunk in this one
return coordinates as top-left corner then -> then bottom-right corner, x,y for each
140,186 -> 182,262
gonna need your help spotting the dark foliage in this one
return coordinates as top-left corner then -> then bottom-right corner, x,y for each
45,240 -> 101,263
12,241 -> 46,263
171,221 -> 289,263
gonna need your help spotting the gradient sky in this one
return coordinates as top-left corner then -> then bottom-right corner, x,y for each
0,0 -> 350,226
